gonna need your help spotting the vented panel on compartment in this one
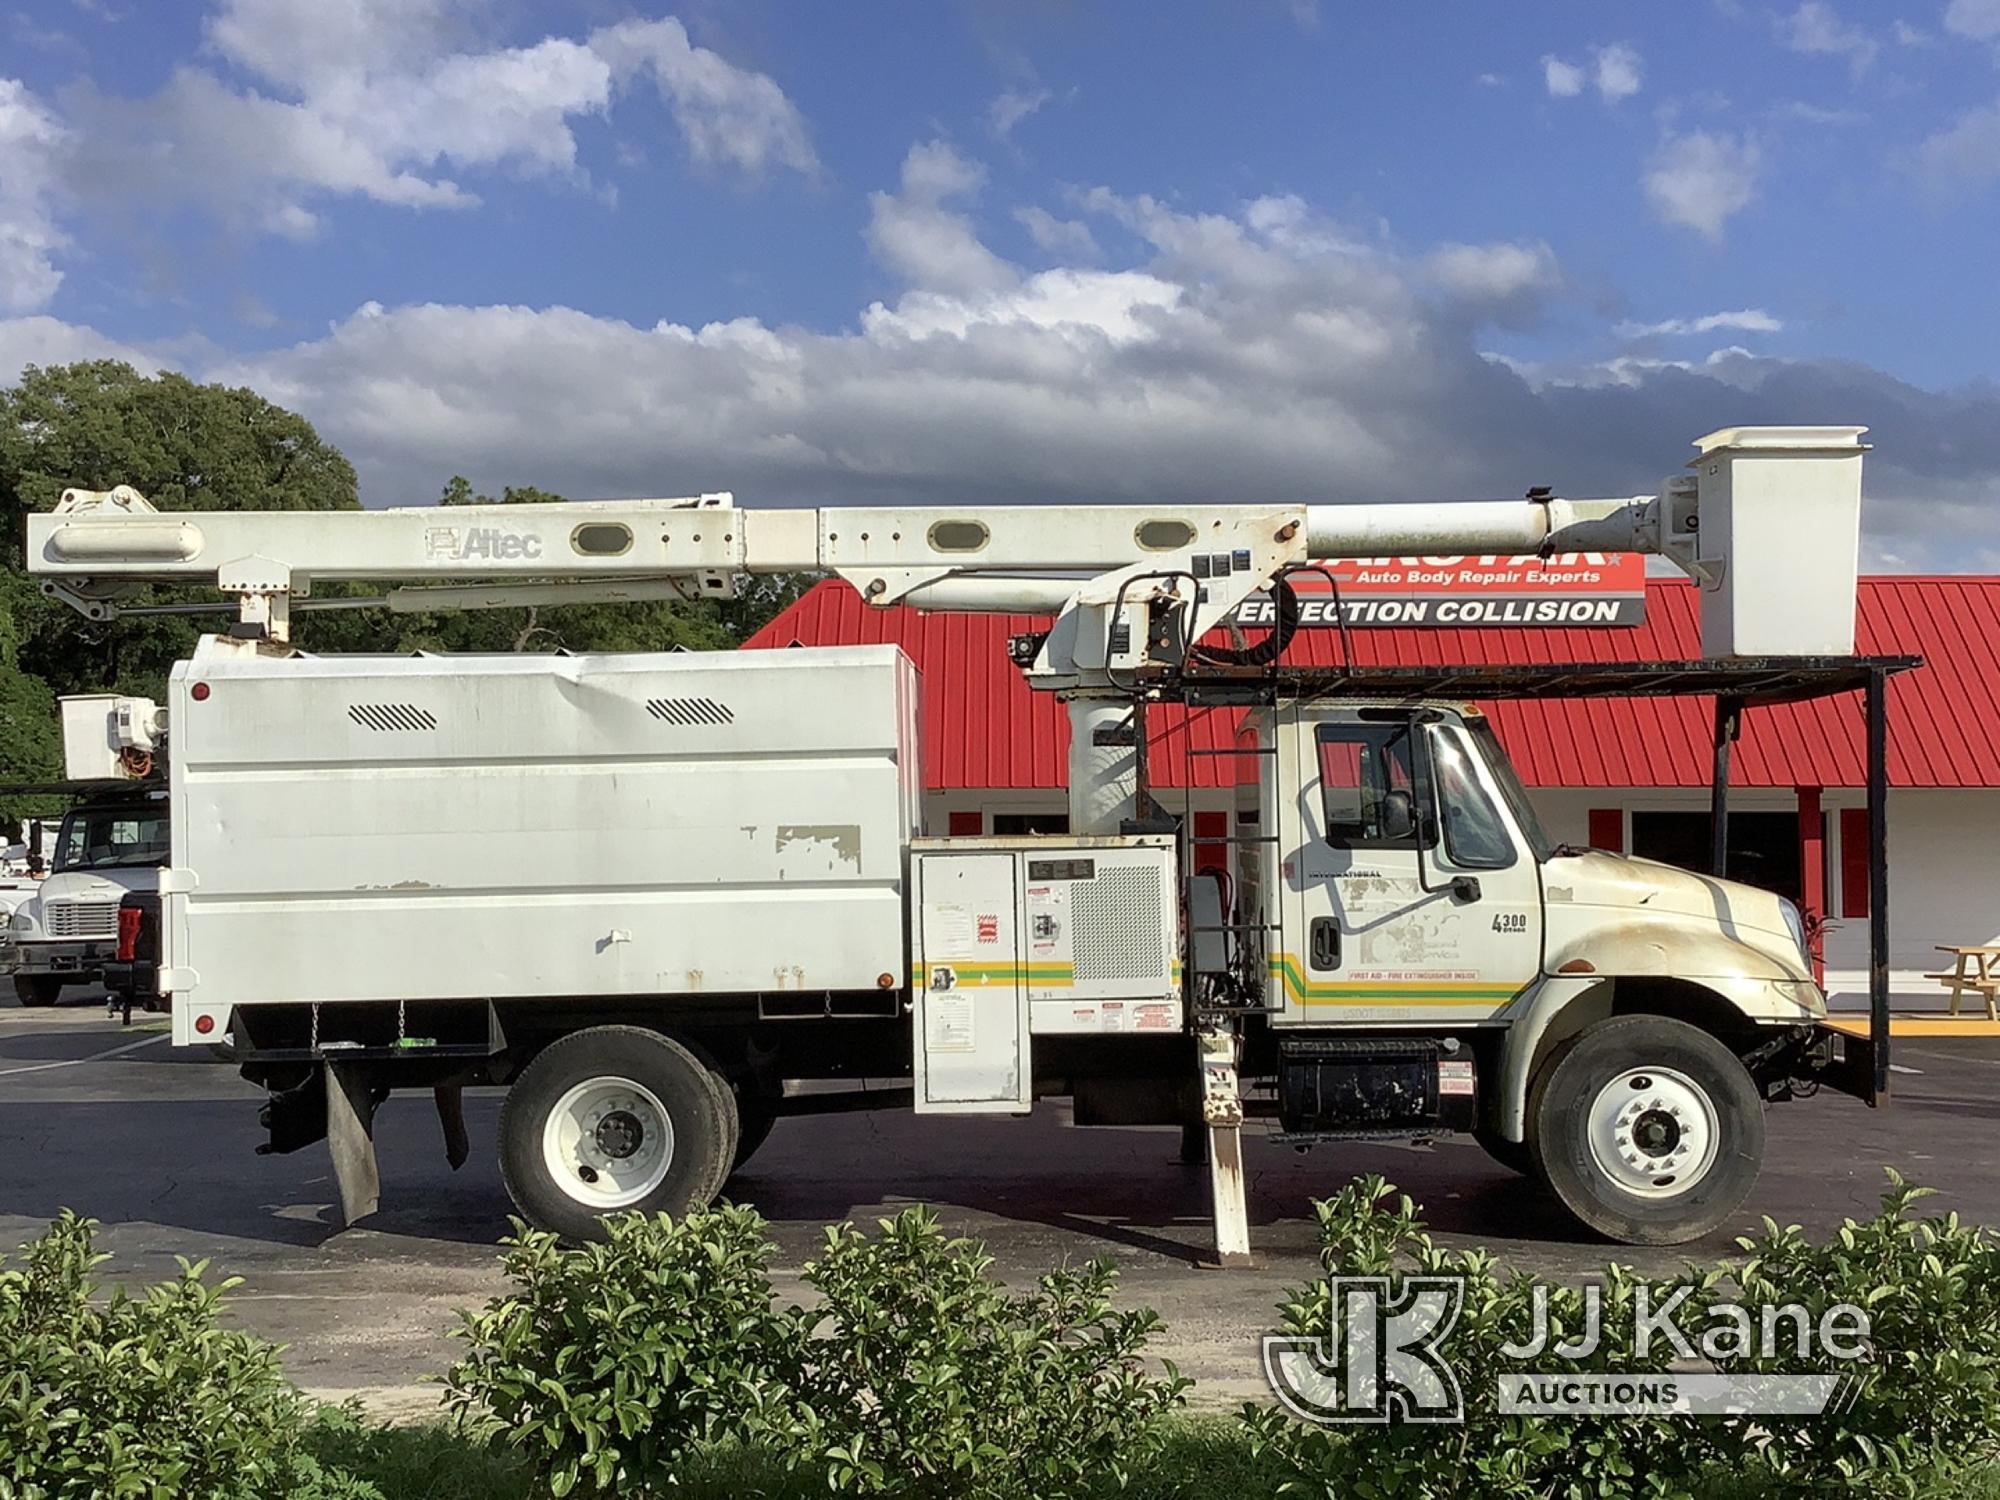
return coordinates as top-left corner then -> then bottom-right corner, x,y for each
348,703 -> 439,732
645,697 -> 735,726
1071,867 -> 1164,983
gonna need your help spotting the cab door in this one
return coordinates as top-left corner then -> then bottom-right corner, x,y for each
1278,707 -> 1542,1025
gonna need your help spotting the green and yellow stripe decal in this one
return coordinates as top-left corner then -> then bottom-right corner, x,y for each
1266,954 -> 1520,1010
909,961 -> 1076,989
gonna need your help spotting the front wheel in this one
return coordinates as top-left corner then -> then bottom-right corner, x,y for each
1530,1015 -> 1764,1246
499,1027 -> 735,1242
13,975 -> 62,1007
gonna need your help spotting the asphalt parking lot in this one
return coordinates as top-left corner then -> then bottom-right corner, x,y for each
6,997 -> 2000,1414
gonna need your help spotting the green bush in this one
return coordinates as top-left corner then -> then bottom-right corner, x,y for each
449,1204 -> 1186,1499
0,1212 -> 376,1500
788,1206 -> 1188,1497
445,1204 -> 799,1497
1242,1172 -> 2000,1500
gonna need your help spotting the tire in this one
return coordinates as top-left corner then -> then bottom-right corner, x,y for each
1530,1015 -> 1764,1247
499,1027 -> 733,1242
1471,1126 -> 1535,1176
13,975 -> 62,1007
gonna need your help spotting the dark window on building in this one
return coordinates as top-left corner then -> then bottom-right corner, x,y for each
993,812 -> 1070,836
1630,810 -> 1802,903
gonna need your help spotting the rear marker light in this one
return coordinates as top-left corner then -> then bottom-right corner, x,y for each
191,682 -> 211,701
194,1014 -> 216,1035
116,906 -> 141,962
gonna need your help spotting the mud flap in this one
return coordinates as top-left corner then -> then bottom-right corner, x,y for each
434,1083 -> 470,1171
326,1061 -> 380,1228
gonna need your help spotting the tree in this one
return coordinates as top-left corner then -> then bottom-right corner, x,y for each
3,361 -> 360,703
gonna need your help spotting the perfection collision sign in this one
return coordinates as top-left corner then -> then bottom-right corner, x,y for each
1231,553 -> 1647,628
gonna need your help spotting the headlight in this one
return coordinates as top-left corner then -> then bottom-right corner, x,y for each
1779,899 -> 1809,962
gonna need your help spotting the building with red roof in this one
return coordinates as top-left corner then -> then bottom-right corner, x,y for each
747,576 -> 2000,1009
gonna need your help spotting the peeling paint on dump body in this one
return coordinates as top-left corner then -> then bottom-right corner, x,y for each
775,824 -> 863,873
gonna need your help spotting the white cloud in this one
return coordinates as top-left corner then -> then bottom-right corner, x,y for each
1592,44 -> 1643,103
0,79 -> 67,312
1945,0 -> 2000,39
1542,56 -> 1585,98
0,313 -> 154,373
987,87 -> 1050,139
866,140 -> 1016,294
1424,240 -> 1562,304
12,150 -> 1999,568
59,3 -> 814,252
1015,206 -> 1101,260
1614,309 -> 1784,339
591,18 -> 817,177
1915,100 -> 2000,200
1779,2 -> 1879,72
1643,131 -> 1760,240
1543,45 -> 1641,104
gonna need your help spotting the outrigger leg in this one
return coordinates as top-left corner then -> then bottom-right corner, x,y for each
1200,1024 -> 1255,1268
325,1061 -> 380,1227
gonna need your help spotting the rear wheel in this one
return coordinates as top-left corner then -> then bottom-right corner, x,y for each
499,1027 -> 732,1242
1531,1015 -> 1764,1246
13,975 -> 62,1007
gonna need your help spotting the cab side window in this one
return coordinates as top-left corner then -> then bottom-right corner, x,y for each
1314,723 -> 1419,848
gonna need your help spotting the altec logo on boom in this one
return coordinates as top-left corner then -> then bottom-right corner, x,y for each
1232,553 -> 1647,628
424,526 -> 544,562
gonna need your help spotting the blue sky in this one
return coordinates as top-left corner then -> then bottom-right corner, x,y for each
4,0 -> 1998,565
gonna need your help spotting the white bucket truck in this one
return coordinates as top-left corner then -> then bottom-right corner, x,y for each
24,427 -> 1892,1255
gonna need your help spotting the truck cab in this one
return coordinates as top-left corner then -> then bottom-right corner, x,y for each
9,797 -> 168,1008
1231,699 -> 1821,1242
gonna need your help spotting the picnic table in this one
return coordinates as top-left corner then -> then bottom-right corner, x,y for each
1926,945 -> 2000,1020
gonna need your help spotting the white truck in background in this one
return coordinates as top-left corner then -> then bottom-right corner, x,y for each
23,426 -> 1887,1257
6,790 -> 167,1008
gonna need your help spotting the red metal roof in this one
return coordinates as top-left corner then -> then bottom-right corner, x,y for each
745,577 -> 2000,789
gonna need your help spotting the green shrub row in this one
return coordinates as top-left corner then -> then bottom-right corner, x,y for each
443,1204 -> 1188,1498
0,1213 -> 376,1500
1245,1170 -> 2000,1499
7,1175 -> 2000,1499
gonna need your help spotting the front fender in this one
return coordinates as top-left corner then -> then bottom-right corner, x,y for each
1488,968 -> 1822,1143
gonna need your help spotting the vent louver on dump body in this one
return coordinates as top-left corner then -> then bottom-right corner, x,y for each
645,697 -> 735,726
348,703 -> 439,732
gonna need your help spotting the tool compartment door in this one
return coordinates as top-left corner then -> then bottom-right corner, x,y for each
913,852 -> 1030,1112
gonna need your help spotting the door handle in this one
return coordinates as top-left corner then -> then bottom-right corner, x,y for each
1309,916 -> 1340,971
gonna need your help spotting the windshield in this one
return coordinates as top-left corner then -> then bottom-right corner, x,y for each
53,806 -> 169,872
1462,719 -> 1553,863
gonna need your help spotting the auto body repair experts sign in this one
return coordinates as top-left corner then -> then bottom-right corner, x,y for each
1231,554 -> 1646,628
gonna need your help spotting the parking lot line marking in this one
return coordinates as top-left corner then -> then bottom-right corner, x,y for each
0,1032 -> 167,1077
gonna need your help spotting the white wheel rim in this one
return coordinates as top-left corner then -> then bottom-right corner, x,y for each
1585,1066 -> 1720,1201
542,1075 -> 675,1210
